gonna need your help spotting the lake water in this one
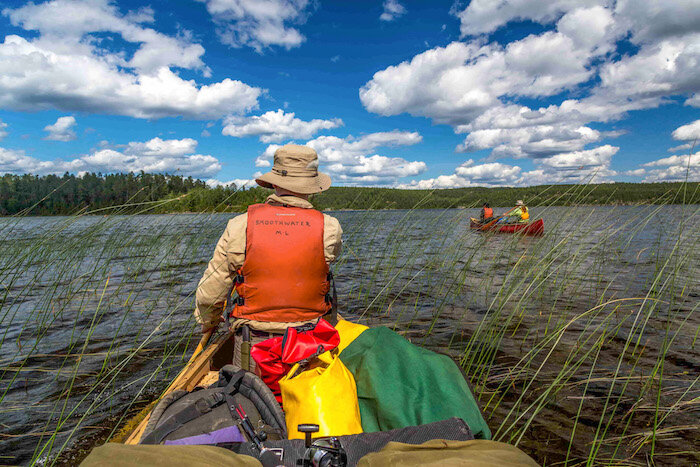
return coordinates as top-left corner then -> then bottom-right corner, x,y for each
0,205 -> 698,465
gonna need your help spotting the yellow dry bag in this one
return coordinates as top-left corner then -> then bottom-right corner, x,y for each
280,349 -> 363,439
335,319 -> 368,353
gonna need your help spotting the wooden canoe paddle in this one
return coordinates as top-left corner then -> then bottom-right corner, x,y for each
187,328 -> 214,364
480,206 -> 518,231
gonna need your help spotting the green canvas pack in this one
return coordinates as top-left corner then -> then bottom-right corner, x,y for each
338,327 -> 491,439
81,444 -> 262,467
357,439 -> 538,466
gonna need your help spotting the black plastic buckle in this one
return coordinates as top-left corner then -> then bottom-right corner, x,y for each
236,296 -> 245,306
195,392 -> 223,414
235,274 -> 244,284
194,399 -> 211,414
295,322 -> 316,332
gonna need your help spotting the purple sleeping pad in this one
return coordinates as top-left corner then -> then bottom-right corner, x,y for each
164,425 -> 246,445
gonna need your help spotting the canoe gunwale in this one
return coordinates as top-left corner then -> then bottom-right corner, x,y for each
469,217 -> 544,236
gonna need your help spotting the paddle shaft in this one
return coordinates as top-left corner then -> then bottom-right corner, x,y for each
481,206 -> 518,230
188,329 -> 214,364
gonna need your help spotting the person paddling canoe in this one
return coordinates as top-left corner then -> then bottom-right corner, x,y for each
194,144 -> 342,372
480,202 -> 494,223
507,200 -> 530,223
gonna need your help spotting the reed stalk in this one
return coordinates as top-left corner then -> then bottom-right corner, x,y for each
0,182 -> 697,465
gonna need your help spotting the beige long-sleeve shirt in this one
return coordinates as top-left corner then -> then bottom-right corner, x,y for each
194,194 -> 343,329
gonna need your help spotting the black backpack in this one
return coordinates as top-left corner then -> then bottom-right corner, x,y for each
140,365 -> 286,445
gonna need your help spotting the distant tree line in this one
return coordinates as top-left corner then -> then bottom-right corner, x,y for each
0,172 -> 697,216
0,172 -> 262,216
312,182 -> 700,210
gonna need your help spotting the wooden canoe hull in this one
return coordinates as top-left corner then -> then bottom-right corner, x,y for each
470,217 -> 544,236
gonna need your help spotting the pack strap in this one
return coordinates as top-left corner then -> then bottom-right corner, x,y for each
224,282 -> 237,328
223,369 -> 246,395
239,325 -> 252,372
326,270 -> 338,326
140,370 -> 246,445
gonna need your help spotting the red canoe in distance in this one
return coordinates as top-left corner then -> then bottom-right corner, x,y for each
470,217 -> 544,237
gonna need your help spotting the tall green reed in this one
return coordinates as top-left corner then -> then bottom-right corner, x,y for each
0,182 -> 697,466
336,183 -> 698,465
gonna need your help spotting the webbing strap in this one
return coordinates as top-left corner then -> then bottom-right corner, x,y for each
240,325 -> 252,372
224,282 -> 237,328
223,369 -> 246,395
328,270 -> 338,326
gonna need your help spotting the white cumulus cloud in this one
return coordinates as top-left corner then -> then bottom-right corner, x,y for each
672,119 -> 700,142
222,110 -> 343,143
667,119 -> 700,152
401,145 -> 620,189
637,152 -> 700,182
380,0 -> 406,22
455,160 -> 523,184
206,178 -> 255,189
327,155 -> 426,184
457,119 -> 605,159
363,0 -> 700,184
537,145 -> 618,169
614,0 -> 700,43
6,0 -> 208,73
526,145 -> 619,184
199,0 -> 314,52
0,120 -> 7,141
0,146 -> 83,174
0,137 -> 222,178
668,143 -> 693,153
257,130 -> 426,185
642,153 -> 700,168
398,160 -> 523,189
361,6 -> 616,126
124,137 -> 198,157
452,0 -> 607,37
307,130 -> 423,162
44,116 -> 77,141
0,1 -> 262,119
592,35 -> 700,112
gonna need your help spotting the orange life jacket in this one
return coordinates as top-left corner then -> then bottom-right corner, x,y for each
483,207 -> 493,219
231,203 -> 331,322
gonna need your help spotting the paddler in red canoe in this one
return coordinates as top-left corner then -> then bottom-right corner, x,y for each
507,200 -> 530,223
495,200 -> 530,224
480,202 -> 494,223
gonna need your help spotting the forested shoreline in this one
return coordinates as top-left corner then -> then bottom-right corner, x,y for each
1,172 -> 698,216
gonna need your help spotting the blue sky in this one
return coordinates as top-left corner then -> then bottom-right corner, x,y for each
0,0 -> 698,188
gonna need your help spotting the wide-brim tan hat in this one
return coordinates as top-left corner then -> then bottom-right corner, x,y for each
255,144 -> 331,194
516,200 -> 525,206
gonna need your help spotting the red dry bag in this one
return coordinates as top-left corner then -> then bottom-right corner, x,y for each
250,318 -> 340,404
